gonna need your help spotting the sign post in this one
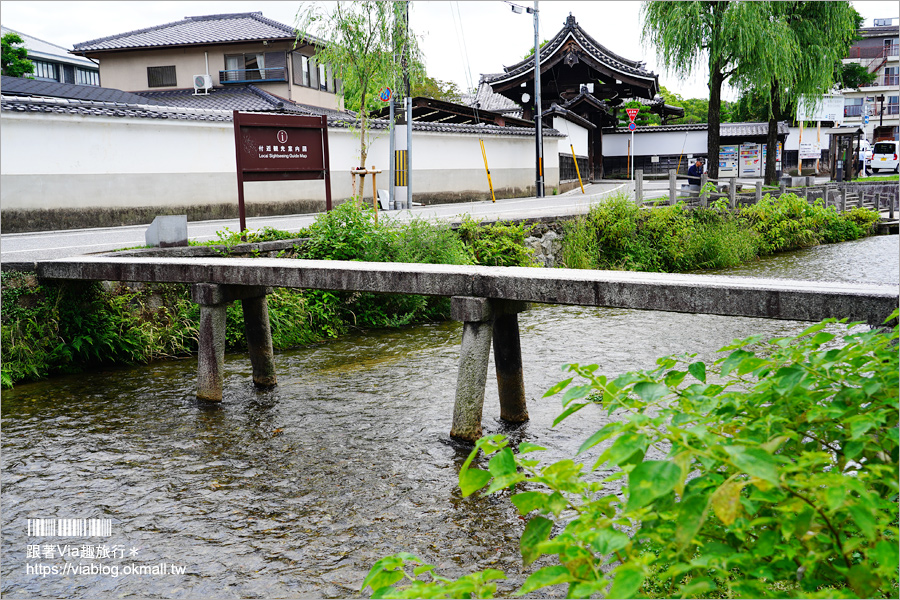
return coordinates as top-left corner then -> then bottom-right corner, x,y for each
233,111 -> 332,233
626,108 -> 639,179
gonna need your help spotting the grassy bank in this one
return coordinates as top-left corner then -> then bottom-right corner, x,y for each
1,195 -> 881,388
560,192 -> 880,272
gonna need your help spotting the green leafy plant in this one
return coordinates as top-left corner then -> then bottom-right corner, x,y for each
456,216 -> 536,267
365,312 -> 899,598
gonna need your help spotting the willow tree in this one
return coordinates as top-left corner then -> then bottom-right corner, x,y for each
642,2 -> 769,179
296,1 -> 423,179
738,2 -> 861,184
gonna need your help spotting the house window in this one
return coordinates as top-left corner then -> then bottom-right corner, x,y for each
844,97 -> 863,117
887,95 -> 899,115
224,53 -> 265,81
301,55 -> 310,87
75,68 -> 99,86
31,60 -> 58,81
147,65 -> 176,87
883,67 -> 899,87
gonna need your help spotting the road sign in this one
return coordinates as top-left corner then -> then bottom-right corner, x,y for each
628,122 -> 637,131
864,115 -> 870,124
380,87 -> 392,102
626,108 -> 640,122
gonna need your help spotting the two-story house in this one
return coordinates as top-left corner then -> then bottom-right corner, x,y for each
841,18 -> 899,143
1,25 -> 100,85
70,12 -> 343,113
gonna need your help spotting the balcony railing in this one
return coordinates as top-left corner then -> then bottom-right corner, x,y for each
861,73 -> 900,88
219,67 -> 287,84
844,104 -> 864,117
848,43 -> 899,59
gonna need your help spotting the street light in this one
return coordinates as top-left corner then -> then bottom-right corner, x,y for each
507,1 -> 543,197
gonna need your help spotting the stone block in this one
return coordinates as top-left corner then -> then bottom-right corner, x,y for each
145,215 -> 188,248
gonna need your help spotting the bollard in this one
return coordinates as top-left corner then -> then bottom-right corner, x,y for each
669,169 -> 676,205
755,180 -> 763,203
729,177 -> 737,209
635,169 -> 643,206
779,181 -> 786,197
840,188 -> 847,213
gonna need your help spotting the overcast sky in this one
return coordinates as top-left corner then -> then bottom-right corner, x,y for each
2,1 -> 897,100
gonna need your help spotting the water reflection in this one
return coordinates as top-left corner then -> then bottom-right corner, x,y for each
2,235 -> 896,598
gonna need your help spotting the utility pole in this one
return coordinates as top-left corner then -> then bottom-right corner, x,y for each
404,0 -> 412,210
533,1 -> 543,198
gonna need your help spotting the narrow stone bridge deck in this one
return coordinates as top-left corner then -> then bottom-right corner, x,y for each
35,256 -> 900,441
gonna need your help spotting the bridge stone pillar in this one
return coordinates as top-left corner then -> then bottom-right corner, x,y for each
191,284 -> 276,401
449,297 -> 529,443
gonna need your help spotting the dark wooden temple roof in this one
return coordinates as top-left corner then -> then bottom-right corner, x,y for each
371,96 -> 535,127
483,13 -> 660,107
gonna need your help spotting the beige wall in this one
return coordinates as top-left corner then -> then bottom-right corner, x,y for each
91,42 -> 342,111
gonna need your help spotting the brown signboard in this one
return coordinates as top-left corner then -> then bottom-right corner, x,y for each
233,111 -> 332,232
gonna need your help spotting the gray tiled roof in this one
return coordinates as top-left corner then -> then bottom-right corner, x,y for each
462,80 -> 523,116
608,122 -> 790,136
0,75 -> 160,104
0,94 -> 564,138
73,12 -> 298,53
485,14 -> 656,87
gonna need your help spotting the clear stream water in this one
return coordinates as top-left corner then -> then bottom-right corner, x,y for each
2,235 -> 897,599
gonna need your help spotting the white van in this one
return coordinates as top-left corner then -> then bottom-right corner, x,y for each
871,140 -> 899,174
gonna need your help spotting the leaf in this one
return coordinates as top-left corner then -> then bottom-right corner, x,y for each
511,491 -> 548,515
664,369 -> 687,387
676,492 -> 710,550
544,377 -> 573,398
459,467 -> 492,497
561,384 -> 593,406
518,442 -> 546,454
710,479 -> 746,525
517,565 -> 572,594
607,564 -> 645,599
591,527 -> 630,555
593,433 -> 648,468
520,517 -> 553,566
488,447 -> 516,477
633,381 -> 669,403
552,401 -> 587,427
688,361 -> 707,383
848,564 -> 879,598
723,446 -> 781,485
825,486 -> 846,511
848,503 -> 877,541
626,461 -> 682,510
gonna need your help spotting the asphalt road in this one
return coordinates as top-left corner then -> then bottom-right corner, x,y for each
0,182 -> 630,263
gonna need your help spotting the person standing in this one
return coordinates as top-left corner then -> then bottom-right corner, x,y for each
687,158 -> 704,186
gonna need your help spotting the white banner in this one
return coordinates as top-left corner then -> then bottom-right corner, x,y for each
799,141 -> 821,160
796,95 -> 844,124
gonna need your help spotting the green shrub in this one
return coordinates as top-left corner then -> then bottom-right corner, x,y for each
456,216 -> 536,267
365,312 -> 900,599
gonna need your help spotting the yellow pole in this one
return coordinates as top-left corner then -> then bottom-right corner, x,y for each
371,167 -> 378,222
571,144 -> 584,194
479,139 -> 496,203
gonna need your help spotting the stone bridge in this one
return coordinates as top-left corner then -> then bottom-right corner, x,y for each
35,256 -> 899,442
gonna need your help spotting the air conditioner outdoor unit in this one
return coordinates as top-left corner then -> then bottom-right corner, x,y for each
193,74 -> 212,95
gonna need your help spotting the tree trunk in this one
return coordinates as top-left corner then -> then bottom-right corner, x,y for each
765,80 -> 780,186
707,65 -> 724,180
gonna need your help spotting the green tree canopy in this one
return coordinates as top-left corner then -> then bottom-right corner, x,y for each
297,1 -> 424,171
1,32 -> 34,78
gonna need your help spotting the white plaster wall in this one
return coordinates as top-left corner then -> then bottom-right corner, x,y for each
552,117 -> 589,157
603,130 -> 708,157
0,110 -> 558,211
